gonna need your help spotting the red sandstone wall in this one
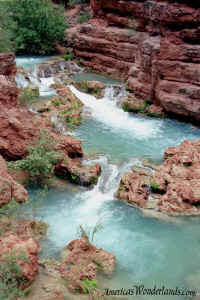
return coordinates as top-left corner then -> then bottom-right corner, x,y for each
68,0 -> 200,121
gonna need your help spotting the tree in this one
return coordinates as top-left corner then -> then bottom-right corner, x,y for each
7,0 -> 67,54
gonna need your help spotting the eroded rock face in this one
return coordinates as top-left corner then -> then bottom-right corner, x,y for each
0,53 -> 100,187
68,0 -> 200,122
118,140 -> 200,216
0,155 -> 28,207
60,237 -> 116,292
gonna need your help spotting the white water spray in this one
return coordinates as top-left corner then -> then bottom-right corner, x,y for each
69,85 -> 162,139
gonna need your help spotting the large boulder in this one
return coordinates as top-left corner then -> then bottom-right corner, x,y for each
60,237 -> 116,293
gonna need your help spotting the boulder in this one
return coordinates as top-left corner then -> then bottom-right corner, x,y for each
60,237 -> 116,293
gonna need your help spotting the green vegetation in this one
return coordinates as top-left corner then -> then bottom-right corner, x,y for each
59,108 -> 73,115
0,198 -> 22,220
0,253 -> 30,300
0,0 -> 67,54
75,81 -> 101,97
18,87 -> 39,106
52,97 -> 64,107
68,0 -> 89,8
148,112 -> 163,118
78,11 -> 90,24
122,103 -> 132,112
0,1 -> 15,52
81,278 -> 98,294
77,219 -> 103,243
62,51 -> 74,61
9,131 -> 61,185
150,182 -> 161,192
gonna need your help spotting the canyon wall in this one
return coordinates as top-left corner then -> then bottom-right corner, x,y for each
68,0 -> 200,122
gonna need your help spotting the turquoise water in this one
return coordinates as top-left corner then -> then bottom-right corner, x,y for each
72,72 -> 121,84
29,185 -> 200,299
16,56 -> 51,69
21,58 -> 200,299
75,117 -> 200,164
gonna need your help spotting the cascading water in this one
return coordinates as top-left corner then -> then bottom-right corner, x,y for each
16,56 -> 57,97
17,57 -> 200,299
70,85 -> 162,140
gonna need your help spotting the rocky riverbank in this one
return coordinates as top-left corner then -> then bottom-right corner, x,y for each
68,0 -> 200,123
0,53 -> 101,188
117,139 -> 200,216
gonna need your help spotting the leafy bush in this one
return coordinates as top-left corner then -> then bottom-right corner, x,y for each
77,11 -> 90,24
15,131 -> 61,185
0,198 -> 22,220
0,253 -> 30,300
81,278 -> 98,294
6,0 -> 67,54
62,52 -> 74,60
52,97 -> 63,107
150,182 -> 161,192
0,2 -> 15,52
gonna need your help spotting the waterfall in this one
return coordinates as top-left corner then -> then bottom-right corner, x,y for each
69,85 -> 162,139
15,59 -> 57,97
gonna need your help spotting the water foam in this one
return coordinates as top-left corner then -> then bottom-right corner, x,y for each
69,85 -> 162,139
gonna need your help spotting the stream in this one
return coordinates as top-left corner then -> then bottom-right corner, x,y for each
16,56 -> 200,299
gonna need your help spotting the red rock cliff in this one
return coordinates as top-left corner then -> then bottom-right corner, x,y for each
68,0 -> 200,122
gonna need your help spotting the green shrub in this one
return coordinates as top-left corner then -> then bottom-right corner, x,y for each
6,0 -> 67,54
150,182 -> 161,192
0,253 -> 30,300
81,278 -> 98,294
52,97 -> 63,107
122,103 -> 132,112
0,198 -> 23,220
16,130 -> 61,185
0,2 -> 15,52
77,11 -> 90,24
62,52 -> 74,60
